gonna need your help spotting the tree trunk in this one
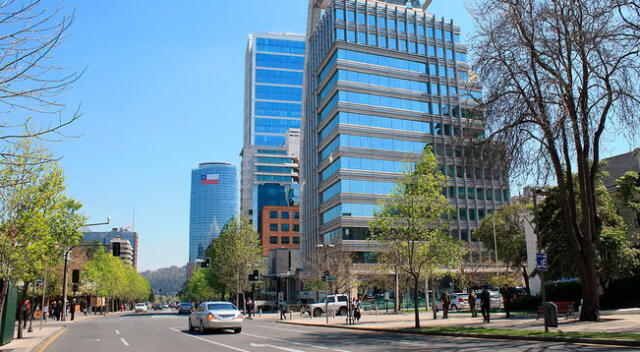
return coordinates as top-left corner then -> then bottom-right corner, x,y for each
521,265 -> 531,296
431,276 -> 437,320
412,276 -> 420,329
17,282 -> 29,339
0,278 -> 9,320
579,250 -> 600,321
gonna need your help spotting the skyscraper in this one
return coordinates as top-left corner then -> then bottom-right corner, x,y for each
240,33 -> 306,227
189,162 -> 238,263
301,0 -> 510,266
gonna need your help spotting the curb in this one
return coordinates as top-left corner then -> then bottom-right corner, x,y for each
278,321 -> 640,348
25,327 -> 63,352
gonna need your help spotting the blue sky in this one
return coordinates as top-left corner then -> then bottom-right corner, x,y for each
48,1 -> 633,271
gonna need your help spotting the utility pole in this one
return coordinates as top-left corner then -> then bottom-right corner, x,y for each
61,217 -> 110,321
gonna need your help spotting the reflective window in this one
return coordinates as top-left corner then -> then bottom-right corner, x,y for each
256,69 -> 303,85
427,26 -> 434,38
368,14 -> 376,26
256,85 -> 302,102
378,35 -> 387,48
318,93 -> 339,122
436,29 -> 443,40
358,31 -> 366,44
254,135 -> 285,146
347,10 -> 355,22
320,136 -> 340,161
256,156 -> 293,164
293,236 -> 300,243
270,223 -> 278,231
335,133 -> 429,154
368,34 -> 377,46
347,30 -> 356,42
319,112 -> 432,141
269,211 -> 278,219
319,73 -> 338,101
357,11 -> 365,24
398,20 -> 406,32
322,203 -> 380,223
336,28 -> 345,41
399,40 -> 407,51
445,31 -> 453,42
319,54 -> 337,81
257,175 -> 292,182
281,224 -> 290,232
256,53 -> 304,70
378,16 -> 386,28
281,236 -> 290,243
256,38 -> 305,55
255,101 -> 301,118
417,24 -> 425,36
255,118 -> 300,133
454,33 -> 461,43
339,90 -> 430,113
337,69 -> 427,92
335,8 -> 345,21
256,165 -> 291,173
321,157 -> 413,181
389,38 -> 397,49
388,18 -> 396,30
269,236 -> 277,244
456,52 -> 468,62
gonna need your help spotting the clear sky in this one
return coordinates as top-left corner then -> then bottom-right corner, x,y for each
49,0 -> 634,271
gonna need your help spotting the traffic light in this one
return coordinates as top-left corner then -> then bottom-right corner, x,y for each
72,283 -> 79,293
112,242 -> 121,257
72,269 -> 80,284
248,269 -> 259,281
200,257 -> 210,268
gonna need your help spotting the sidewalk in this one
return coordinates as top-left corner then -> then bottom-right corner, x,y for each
0,311 -> 123,352
280,308 -> 640,346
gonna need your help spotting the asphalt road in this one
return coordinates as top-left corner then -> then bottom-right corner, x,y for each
43,310 -> 638,352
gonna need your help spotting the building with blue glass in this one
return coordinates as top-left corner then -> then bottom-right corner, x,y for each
189,162 -> 239,263
240,33 -> 306,228
301,0 -> 510,268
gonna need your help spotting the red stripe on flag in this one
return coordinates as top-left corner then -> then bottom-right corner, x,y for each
201,180 -> 219,185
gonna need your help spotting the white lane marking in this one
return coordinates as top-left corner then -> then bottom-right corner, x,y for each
253,325 -> 314,333
250,342 -> 305,352
244,332 -> 351,352
115,329 -> 120,335
169,327 -> 251,352
96,339 -> 101,341
120,338 -> 130,346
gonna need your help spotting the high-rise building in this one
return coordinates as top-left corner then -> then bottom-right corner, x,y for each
82,227 -> 139,269
189,162 -> 239,263
301,0 -> 510,267
240,33 -> 306,226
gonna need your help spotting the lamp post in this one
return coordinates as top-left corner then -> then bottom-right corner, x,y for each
61,217 -> 110,321
315,243 -> 334,325
531,187 -> 549,332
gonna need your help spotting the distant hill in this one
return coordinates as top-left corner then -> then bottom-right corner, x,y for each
141,265 -> 186,296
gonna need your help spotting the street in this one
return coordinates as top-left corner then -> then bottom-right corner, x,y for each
42,311 -> 638,352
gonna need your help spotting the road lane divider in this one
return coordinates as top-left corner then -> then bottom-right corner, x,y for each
120,338 -> 130,346
115,329 -> 120,335
36,328 -> 66,352
243,332 -> 352,352
250,342 -> 306,352
169,327 -> 251,352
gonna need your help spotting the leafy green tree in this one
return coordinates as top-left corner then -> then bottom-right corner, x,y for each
615,171 -> 640,212
475,203 -> 530,292
536,177 -> 640,292
178,268 -> 217,302
370,146 -> 465,328
207,217 -> 262,308
0,143 -> 85,320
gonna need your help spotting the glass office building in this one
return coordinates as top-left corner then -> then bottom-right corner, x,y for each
301,0 -> 510,266
189,162 -> 239,262
241,33 -> 305,227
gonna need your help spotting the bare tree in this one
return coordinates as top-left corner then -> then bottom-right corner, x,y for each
0,0 -> 81,164
470,0 -> 640,320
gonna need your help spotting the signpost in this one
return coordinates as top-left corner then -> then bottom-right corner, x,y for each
536,252 -> 549,332
536,253 -> 548,271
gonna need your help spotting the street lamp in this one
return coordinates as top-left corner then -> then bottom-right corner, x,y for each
530,187 -> 550,332
61,217 -> 110,321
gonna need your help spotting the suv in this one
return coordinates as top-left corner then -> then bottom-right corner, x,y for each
303,294 -> 349,317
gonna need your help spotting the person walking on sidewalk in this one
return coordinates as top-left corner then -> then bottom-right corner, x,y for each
468,289 -> 478,318
246,298 -> 254,319
42,304 -> 48,322
278,299 -> 287,320
441,291 -> 451,319
500,285 -> 512,318
480,286 -> 491,323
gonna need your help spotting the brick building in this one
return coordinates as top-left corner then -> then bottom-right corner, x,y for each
260,205 -> 300,256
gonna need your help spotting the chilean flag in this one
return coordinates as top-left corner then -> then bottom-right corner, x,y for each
200,174 -> 219,185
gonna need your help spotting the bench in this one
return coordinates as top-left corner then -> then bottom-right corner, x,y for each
536,301 -> 577,319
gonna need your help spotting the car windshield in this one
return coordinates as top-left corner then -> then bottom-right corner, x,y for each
136,304 -> 145,307
207,303 -> 236,311
180,303 -> 192,308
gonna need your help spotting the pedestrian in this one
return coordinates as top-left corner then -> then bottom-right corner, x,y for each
353,298 -> 361,323
50,302 -> 57,321
22,299 -> 30,328
42,304 -> 48,322
468,289 -> 478,318
246,298 -> 254,319
278,299 -> 287,320
441,291 -> 451,319
54,300 -> 61,321
480,286 -> 491,323
500,285 -> 512,318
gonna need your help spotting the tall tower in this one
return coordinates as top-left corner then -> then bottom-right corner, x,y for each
240,33 -> 306,230
189,162 -> 238,263
301,0 -> 510,268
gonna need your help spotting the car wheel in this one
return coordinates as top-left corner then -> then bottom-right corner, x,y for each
233,328 -> 242,334
313,308 -> 322,317
199,321 -> 206,334
188,319 -> 194,332
338,307 -> 347,316
451,304 -> 458,311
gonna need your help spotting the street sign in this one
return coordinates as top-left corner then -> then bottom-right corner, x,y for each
536,252 -> 548,271
326,275 -> 336,282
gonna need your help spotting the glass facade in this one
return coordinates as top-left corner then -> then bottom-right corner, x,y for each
241,33 -> 305,226
301,0 -> 511,264
189,162 -> 239,262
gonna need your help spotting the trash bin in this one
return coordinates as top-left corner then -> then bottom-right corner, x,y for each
0,284 -> 18,346
543,302 -> 558,328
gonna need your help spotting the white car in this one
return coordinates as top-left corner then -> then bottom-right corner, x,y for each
303,294 -> 350,317
134,303 -> 147,313
189,301 -> 243,334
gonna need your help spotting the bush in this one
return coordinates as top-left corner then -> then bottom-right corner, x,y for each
545,280 -> 582,302
510,295 -> 542,311
600,274 -> 640,309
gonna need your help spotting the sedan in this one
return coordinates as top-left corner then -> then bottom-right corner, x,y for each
177,302 -> 193,315
134,303 -> 147,313
189,301 -> 243,334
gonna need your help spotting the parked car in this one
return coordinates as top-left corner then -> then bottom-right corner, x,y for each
178,302 -> 194,315
303,294 -> 349,317
134,303 -> 147,313
188,301 -> 243,334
